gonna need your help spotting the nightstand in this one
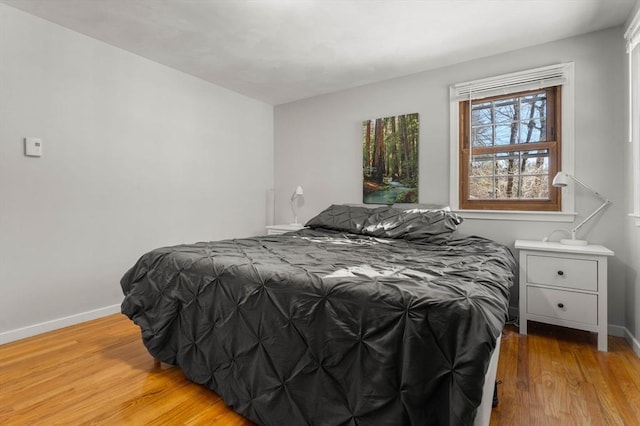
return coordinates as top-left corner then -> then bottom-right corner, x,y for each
515,240 -> 614,351
265,223 -> 305,235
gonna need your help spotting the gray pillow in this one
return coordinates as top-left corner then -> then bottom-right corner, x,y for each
362,208 -> 462,244
305,204 -> 462,244
304,204 -> 380,233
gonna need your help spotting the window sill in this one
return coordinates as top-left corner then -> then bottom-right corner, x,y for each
452,209 -> 577,222
630,214 -> 640,227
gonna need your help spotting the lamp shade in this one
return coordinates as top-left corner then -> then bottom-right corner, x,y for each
290,186 -> 304,201
290,186 -> 304,225
552,172 -> 569,187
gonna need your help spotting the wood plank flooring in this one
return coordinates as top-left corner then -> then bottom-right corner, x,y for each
0,314 -> 638,425
491,322 -> 640,426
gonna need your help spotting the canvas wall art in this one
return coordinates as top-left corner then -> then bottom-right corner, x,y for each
362,113 -> 419,204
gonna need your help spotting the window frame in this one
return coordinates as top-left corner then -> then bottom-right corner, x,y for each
626,7 -> 640,227
449,63 -> 576,223
458,86 -> 561,211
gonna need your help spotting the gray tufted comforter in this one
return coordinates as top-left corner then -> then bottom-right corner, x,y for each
121,228 -> 515,426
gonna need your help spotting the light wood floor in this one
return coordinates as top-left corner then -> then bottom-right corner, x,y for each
1,314 -> 638,425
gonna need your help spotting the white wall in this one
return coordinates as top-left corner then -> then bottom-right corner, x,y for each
274,27 -> 633,332
0,4 -> 273,342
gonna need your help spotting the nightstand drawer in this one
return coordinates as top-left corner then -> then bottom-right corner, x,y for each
526,255 -> 597,291
527,286 -> 598,325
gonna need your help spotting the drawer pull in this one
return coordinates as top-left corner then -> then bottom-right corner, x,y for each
557,270 -> 564,276
557,303 -> 565,309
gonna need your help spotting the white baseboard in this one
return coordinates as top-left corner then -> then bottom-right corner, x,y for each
0,304 -> 121,345
608,324 -> 640,357
623,327 -> 640,358
513,308 -> 639,357
607,324 -> 640,357
608,323 -> 627,338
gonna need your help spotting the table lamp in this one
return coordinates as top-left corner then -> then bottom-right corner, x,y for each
290,186 -> 304,225
552,172 -> 611,246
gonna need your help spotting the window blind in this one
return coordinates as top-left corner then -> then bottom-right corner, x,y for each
625,7 -> 640,53
451,63 -> 571,101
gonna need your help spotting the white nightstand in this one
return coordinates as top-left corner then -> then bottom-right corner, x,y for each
265,223 -> 305,235
515,240 -> 614,351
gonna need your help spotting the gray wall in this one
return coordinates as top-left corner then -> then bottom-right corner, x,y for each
274,27 -> 635,336
0,5 -> 274,340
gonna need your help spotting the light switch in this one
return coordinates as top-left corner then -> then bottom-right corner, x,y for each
25,137 -> 43,157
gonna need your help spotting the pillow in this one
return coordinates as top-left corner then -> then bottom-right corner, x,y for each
362,208 -> 463,244
306,204 -> 462,244
304,204 -> 382,233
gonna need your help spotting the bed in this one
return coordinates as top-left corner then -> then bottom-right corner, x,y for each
121,205 -> 515,425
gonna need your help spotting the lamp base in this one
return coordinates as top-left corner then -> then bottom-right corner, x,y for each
560,238 -> 589,246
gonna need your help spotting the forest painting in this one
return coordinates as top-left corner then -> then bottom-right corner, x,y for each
362,113 -> 419,204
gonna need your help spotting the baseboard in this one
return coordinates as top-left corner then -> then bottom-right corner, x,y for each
0,304 -> 121,345
512,307 -> 638,353
508,306 -> 518,322
623,327 -> 640,358
608,323 -> 627,338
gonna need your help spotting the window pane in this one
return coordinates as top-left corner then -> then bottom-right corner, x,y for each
521,175 -> 549,198
469,177 -> 495,199
519,119 -> 546,143
470,156 -> 494,177
520,96 -> 547,121
472,102 -> 492,126
521,149 -> 549,173
472,126 -> 493,147
494,99 -> 517,124
495,124 -> 517,145
494,152 -> 520,176
468,148 -> 551,200
494,176 -> 521,198
471,91 -> 550,147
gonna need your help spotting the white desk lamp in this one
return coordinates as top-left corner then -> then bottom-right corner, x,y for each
552,171 -> 611,246
290,186 -> 304,225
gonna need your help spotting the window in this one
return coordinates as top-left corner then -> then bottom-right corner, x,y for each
449,63 -> 574,218
626,7 -> 640,226
459,87 -> 560,211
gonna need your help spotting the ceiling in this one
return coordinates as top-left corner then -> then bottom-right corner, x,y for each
2,0 -> 636,105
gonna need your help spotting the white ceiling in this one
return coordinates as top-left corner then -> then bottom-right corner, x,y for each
2,0 -> 636,105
